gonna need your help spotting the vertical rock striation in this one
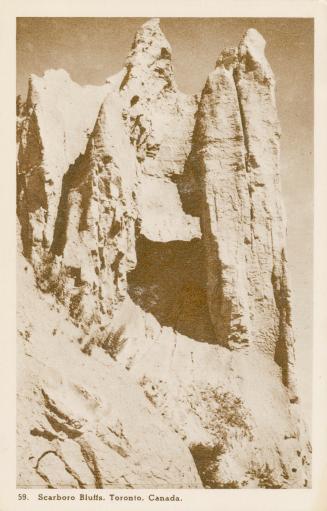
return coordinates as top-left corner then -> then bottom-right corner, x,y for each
194,46 -> 252,350
234,30 -> 297,396
194,29 -> 297,399
17,19 -> 310,488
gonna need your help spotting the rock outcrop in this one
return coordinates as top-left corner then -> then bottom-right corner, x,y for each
194,29 -> 297,397
17,19 -> 311,488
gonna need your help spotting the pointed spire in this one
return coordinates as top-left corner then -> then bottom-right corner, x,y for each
127,17 -> 172,64
239,28 -> 266,57
120,17 -> 176,93
237,28 -> 274,85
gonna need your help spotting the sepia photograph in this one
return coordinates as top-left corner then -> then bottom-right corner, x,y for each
16,16 -> 313,491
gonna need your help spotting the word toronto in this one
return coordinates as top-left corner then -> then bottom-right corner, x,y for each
37,493 -> 182,502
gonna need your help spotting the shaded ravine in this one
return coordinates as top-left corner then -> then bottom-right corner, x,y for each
127,235 -> 216,343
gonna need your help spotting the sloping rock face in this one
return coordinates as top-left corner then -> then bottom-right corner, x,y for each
17,19 -> 311,488
17,245 -> 201,489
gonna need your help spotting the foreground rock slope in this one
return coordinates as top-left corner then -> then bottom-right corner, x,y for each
17,18 -> 311,488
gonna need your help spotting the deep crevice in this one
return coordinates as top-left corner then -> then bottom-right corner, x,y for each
271,263 -> 293,390
171,153 -> 202,219
17,108 -> 47,258
51,152 -> 91,256
127,235 -> 216,343
232,67 -> 251,170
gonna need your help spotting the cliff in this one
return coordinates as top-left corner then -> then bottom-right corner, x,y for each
17,18 -> 311,489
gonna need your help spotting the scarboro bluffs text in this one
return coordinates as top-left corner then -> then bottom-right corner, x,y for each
37,493 -> 182,502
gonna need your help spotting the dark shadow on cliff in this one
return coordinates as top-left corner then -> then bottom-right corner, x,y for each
127,235 -> 216,343
17,109 -> 47,259
171,152 -> 202,219
51,152 -> 91,256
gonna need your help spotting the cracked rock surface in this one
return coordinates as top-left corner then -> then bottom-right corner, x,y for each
17,18 -> 311,488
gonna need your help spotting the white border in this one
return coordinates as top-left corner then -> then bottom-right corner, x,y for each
1,1 -> 326,510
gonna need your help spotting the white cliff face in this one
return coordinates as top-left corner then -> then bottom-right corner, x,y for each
46,93 -> 139,327
17,70 -> 110,262
194,29 -> 298,399
235,30 -> 297,396
17,19 -> 311,489
118,18 -> 201,242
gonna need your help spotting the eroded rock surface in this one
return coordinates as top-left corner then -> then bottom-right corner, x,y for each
194,29 -> 297,397
17,19 -> 311,488
17,71 -> 110,262
17,249 -> 201,488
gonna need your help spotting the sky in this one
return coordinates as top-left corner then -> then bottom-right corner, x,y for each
17,17 -> 313,419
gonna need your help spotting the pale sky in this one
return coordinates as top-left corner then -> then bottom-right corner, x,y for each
17,17 -> 313,419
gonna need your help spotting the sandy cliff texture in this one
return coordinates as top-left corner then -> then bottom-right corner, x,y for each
17,18 -> 311,489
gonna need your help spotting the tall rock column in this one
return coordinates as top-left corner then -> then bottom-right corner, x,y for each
195,30 -> 297,398
234,29 -> 297,396
194,48 -> 252,349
